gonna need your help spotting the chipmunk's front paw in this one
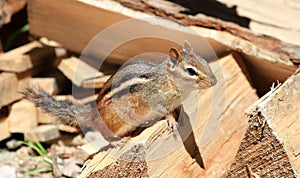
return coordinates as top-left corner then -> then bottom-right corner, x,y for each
165,115 -> 178,133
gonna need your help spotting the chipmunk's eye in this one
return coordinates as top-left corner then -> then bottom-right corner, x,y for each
186,67 -> 198,76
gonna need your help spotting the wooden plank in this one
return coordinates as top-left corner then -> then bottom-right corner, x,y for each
0,72 -> 18,108
58,57 -> 104,87
227,68 -> 300,177
24,124 -> 60,142
0,40 -> 67,72
80,53 -> 259,177
8,100 -> 38,133
29,78 -> 59,95
0,41 -> 40,72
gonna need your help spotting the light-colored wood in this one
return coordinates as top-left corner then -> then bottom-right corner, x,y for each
58,124 -> 80,133
27,0 -> 300,66
24,124 -> 60,142
0,41 -> 42,72
37,109 -> 56,124
80,53 -> 259,177
58,57 -> 104,87
0,116 -> 11,141
8,100 -> 38,133
0,40 -> 67,73
227,68 -> 300,177
0,72 -> 18,108
217,0 -> 300,46
29,78 -> 59,95
82,75 -> 111,89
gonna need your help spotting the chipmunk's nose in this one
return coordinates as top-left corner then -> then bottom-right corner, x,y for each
210,77 -> 217,86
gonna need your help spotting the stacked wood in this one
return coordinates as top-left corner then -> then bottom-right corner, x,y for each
226,69 -> 300,177
24,0 -> 300,177
27,0 -> 299,96
0,40 -> 66,109
0,40 -> 71,142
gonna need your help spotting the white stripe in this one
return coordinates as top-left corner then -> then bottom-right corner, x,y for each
104,77 -> 149,99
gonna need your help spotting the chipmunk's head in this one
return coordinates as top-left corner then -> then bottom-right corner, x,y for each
167,41 -> 217,90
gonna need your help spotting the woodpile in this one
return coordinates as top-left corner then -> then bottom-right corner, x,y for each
0,0 -> 299,177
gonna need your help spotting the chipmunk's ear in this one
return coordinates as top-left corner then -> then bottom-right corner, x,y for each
183,40 -> 193,52
169,47 -> 182,62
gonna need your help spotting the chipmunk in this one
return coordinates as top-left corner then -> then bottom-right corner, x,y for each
24,41 -> 217,145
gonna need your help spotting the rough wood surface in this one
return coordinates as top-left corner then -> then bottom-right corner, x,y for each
29,78 -> 59,95
227,69 -> 300,177
8,100 -> 38,133
217,0 -> 300,46
27,0 -> 300,65
0,72 -> 18,108
24,124 -> 60,142
0,41 -> 66,72
58,57 -> 104,87
27,0 -> 298,96
80,53 -> 258,178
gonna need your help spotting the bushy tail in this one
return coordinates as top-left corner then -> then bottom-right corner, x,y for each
23,87 -> 93,127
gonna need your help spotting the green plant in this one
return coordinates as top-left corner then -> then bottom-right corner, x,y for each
14,140 -> 53,177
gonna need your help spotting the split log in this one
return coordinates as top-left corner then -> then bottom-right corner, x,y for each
216,0 -> 300,46
226,69 -> 300,177
0,41 -> 66,73
7,100 -> 38,133
0,41 -> 68,108
58,57 -> 109,88
29,78 -> 59,95
80,53 -> 258,177
24,124 -> 60,142
27,0 -> 300,64
27,0 -> 298,96
0,72 -> 18,108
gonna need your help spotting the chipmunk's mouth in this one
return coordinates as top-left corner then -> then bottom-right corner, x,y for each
200,77 -> 217,87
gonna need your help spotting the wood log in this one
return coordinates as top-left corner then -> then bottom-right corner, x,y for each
24,124 -> 60,142
29,78 -> 59,95
27,0 -> 300,65
0,41 -> 68,108
0,72 -> 18,108
8,100 -> 38,133
0,41 -> 66,73
27,0 -> 298,96
80,53 -> 259,177
226,69 -> 300,177
58,56 -> 106,88
216,0 -> 300,46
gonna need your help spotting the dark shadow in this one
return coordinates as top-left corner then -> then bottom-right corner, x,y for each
169,0 -> 250,28
177,107 -> 205,168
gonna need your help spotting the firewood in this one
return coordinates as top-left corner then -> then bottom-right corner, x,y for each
227,69 -> 300,177
7,100 -> 38,133
24,124 -> 60,142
